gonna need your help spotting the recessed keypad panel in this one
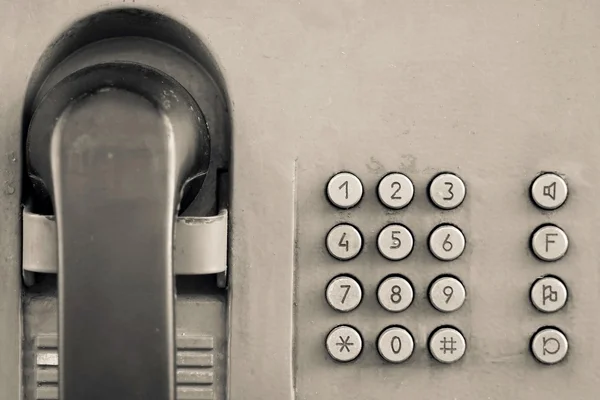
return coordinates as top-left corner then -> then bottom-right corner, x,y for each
295,153 -> 589,400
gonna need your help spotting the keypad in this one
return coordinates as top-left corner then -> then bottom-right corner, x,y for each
321,171 -> 575,365
323,170 -> 469,363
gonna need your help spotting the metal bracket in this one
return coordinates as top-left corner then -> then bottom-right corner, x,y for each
22,208 -> 228,276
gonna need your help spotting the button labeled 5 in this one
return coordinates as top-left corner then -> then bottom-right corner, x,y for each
377,224 -> 414,261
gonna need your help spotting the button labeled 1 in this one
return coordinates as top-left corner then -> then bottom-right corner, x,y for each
377,224 -> 414,261
327,172 -> 363,209
326,224 -> 363,261
325,275 -> 362,312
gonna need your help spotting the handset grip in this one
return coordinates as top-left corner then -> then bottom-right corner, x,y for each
27,63 -> 210,400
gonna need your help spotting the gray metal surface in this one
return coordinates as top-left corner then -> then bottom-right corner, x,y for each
1,1 -> 600,400
22,208 -> 228,276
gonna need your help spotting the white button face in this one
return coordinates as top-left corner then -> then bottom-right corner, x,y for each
377,326 -> 415,363
377,276 -> 414,312
530,276 -> 568,313
531,173 -> 568,210
428,327 -> 466,364
325,275 -> 363,312
377,224 -> 414,261
377,173 -> 414,209
429,173 -> 466,210
326,172 -> 363,209
429,276 -> 466,313
429,225 -> 466,261
326,224 -> 363,261
531,225 -> 568,261
326,325 -> 363,362
531,328 -> 568,365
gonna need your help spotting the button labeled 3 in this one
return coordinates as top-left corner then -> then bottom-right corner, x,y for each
326,224 -> 363,261
325,275 -> 362,312
429,173 -> 466,210
531,328 -> 568,365
530,276 -> 568,313
531,225 -> 568,261
377,224 -> 414,261
326,325 -> 363,362
377,326 -> 415,363
429,225 -> 466,261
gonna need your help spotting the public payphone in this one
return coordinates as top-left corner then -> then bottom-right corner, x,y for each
0,2 -> 599,400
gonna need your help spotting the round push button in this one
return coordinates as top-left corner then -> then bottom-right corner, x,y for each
428,327 -> 466,364
377,275 -> 414,312
326,224 -> 363,261
325,275 -> 362,312
530,276 -> 568,313
530,173 -> 568,210
429,173 -> 466,210
531,225 -> 568,262
531,328 -> 568,365
377,326 -> 415,363
326,325 -> 363,362
429,225 -> 466,261
429,276 -> 466,313
377,224 -> 414,261
326,172 -> 363,209
377,173 -> 414,209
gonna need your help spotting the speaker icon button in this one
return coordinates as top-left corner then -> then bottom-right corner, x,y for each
530,173 -> 568,210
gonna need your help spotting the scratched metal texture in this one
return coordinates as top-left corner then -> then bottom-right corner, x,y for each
1,1 -> 600,400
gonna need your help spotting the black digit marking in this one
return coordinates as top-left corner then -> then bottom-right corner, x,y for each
390,285 -> 402,304
339,180 -> 349,199
338,232 -> 349,252
442,234 -> 453,252
391,181 -> 402,199
443,285 -> 454,303
443,181 -> 454,201
340,284 -> 351,304
391,336 -> 402,354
